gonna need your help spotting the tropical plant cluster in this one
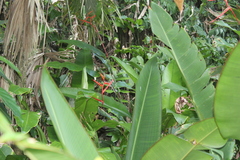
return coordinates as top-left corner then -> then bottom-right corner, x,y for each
0,0 -> 239,159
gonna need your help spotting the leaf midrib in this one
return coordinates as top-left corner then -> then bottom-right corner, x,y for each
129,65 -> 153,159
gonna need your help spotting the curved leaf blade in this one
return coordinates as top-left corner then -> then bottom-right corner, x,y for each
142,134 -> 212,160
143,118 -> 225,159
0,88 -> 22,119
60,87 -> 131,118
0,56 -> 22,77
15,110 -> 41,133
149,2 -> 215,120
162,60 -> 185,109
214,43 -> 240,140
111,56 -> 138,83
125,57 -> 161,160
184,118 -> 226,148
46,61 -> 82,72
59,40 -> 106,58
41,67 -> 100,160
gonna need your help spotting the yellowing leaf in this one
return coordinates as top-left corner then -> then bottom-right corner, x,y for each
174,0 -> 184,13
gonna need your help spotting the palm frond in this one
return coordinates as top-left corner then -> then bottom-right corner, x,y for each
4,0 -> 46,67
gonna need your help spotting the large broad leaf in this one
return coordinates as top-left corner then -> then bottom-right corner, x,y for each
143,118 -> 226,159
184,118 -> 226,148
142,134 -> 213,160
214,43 -> 240,140
125,57 -> 161,160
41,67 -> 100,160
149,2 -> 215,120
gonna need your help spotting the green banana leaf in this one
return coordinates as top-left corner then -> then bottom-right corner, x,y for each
142,134 -> 212,160
214,43 -> 240,140
41,67 -> 100,160
20,141 -> 77,160
149,2 -> 215,120
184,118 -> 226,148
125,57 -> 161,160
142,118 -> 226,159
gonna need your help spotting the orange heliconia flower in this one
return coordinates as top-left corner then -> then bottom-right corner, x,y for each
92,73 -> 113,104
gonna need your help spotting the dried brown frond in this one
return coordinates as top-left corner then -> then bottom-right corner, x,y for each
2,0 -> 47,90
3,0 -> 46,71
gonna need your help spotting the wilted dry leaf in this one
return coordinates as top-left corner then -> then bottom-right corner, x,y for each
174,0 -> 184,13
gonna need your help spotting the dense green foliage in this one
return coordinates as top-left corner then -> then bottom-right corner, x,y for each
0,0 -> 239,159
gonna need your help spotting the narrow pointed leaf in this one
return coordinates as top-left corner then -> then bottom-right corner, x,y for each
125,57 -> 161,160
149,2 -> 215,120
46,61 -> 82,71
41,67 -> 100,160
0,56 -> 22,77
0,88 -> 22,119
59,40 -> 106,58
214,43 -> 240,140
0,67 -> 12,84
111,56 -> 138,83
0,112 -> 78,160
